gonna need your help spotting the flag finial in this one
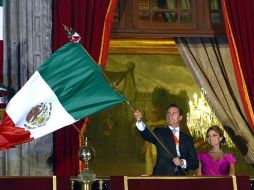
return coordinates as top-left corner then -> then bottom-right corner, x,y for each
63,24 -> 81,43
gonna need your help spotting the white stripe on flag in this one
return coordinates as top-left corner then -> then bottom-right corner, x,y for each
6,71 -> 76,139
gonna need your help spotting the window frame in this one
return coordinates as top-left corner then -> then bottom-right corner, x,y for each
111,0 -> 225,38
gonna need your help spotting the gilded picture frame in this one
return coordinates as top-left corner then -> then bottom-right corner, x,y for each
109,38 -> 179,54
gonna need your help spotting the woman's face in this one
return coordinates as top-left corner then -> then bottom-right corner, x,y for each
206,129 -> 222,147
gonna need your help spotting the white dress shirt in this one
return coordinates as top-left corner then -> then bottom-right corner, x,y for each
169,126 -> 187,168
136,120 -> 146,131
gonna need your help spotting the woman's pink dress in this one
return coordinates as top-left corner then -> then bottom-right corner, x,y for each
198,152 -> 236,176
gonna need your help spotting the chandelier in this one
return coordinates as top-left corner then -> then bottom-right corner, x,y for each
187,92 -> 234,147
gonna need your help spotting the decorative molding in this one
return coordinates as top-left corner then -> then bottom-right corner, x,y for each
109,38 -> 179,54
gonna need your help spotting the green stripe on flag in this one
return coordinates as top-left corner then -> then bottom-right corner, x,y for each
0,0 -> 3,6
38,42 -> 125,120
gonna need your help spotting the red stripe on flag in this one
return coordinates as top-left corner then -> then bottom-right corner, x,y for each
0,112 -> 33,150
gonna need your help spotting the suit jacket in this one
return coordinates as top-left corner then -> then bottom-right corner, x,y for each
139,126 -> 198,176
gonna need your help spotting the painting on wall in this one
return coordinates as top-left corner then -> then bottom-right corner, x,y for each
84,38 -> 254,177
86,38 -> 200,176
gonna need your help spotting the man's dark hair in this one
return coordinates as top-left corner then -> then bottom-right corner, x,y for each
166,104 -> 183,116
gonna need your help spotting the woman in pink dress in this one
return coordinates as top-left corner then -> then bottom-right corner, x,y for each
195,125 -> 236,176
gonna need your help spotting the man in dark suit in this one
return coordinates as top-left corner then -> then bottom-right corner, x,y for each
134,103 -> 198,176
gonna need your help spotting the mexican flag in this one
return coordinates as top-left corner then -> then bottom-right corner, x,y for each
0,0 -> 3,83
0,42 -> 126,150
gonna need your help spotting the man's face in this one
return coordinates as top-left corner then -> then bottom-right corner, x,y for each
166,107 -> 182,128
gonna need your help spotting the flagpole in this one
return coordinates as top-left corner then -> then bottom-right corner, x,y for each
100,72 -> 187,176
71,124 -> 81,134
109,81 -> 173,155
63,23 -> 187,175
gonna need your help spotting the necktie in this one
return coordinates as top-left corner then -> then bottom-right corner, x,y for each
172,128 -> 180,157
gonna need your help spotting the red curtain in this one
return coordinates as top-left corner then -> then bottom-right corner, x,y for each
221,0 -> 254,131
52,0 -> 117,176
0,41 -> 3,83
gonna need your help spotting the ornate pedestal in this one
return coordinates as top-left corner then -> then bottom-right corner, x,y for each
71,137 -> 110,190
70,177 -> 109,190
